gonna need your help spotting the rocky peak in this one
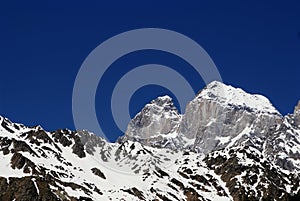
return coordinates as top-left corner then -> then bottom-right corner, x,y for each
180,81 -> 281,153
196,81 -> 280,115
292,100 -> 300,127
145,95 -> 179,115
123,81 -> 283,154
294,100 -> 300,114
122,96 -> 181,143
0,116 -> 25,134
149,95 -> 173,106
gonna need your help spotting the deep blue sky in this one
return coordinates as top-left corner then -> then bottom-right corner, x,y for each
1,1 -> 299,141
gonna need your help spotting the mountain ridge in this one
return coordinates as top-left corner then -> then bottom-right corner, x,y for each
123,81 -> 285,154
0,81 -> 300,201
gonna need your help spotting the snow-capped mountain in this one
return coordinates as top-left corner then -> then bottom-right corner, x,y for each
180,81 -> 281,153
1,81 -> 300,201
123,81 -> 282,153
121,95 -> 181,141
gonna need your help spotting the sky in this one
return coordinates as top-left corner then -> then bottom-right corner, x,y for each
0,1 -> 300,141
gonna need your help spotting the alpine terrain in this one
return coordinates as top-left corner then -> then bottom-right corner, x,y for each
1,81 -> 300,201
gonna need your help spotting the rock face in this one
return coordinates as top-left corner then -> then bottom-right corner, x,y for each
295,100 -> 300,114
0,81 -> 300,200
294,101 -> 300,126
119,96 -> 182,148
126,96 -> 181,138
180,81 -> 281,153
123,81 -> 282,153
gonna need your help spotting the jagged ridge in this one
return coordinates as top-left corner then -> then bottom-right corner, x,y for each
0,81 -> 300,201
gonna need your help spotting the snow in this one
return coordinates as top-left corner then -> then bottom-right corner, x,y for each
198,81 -> 280,115
216,136 -> 231,144
32,178 -> 39,195
156,95 -> 173,101
224,126 -> 252,149
0,119 -> 235,200
209,168 -> 234,201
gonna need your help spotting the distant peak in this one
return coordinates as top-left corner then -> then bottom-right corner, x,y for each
197,81 -> 280,115
206,80 -> 226,89
294,100 -> 300,114
34,125 -> 44,131
149,95 -> 174,106
152,95 -> 172,101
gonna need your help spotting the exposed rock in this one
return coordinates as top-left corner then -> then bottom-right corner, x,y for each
123,96 -> 181,143
52,129 -> 73,147
1,119 -> 14,133
11,152 -> 36,174
12,139 -> 38,156
72,135 -> 86,158
294,100 -> 300,114
0,177 -> 38,201
293,101 -> 300,127
122,187 -> 145,200
91,167 -> 106,179
78,130 -> 111,162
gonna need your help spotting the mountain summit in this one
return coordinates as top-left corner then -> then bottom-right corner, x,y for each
295,100 -> 300,114
197,81 -> 280,115
124,95 -> 181,139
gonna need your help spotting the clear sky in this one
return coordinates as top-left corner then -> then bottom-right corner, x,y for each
1,1 -> 299,141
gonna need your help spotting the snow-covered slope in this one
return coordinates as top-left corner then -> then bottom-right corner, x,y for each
0,116 -> 234,200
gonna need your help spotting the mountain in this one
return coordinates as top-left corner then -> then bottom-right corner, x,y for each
1,81 -> 300,201
122,95 -> 181,141
123,81 -> 282,153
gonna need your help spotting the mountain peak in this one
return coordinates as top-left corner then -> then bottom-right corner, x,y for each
154,95 -> 172,101
294,100 -> 300,114
149,95 -> 174,107
206,80 -> 226,88
123,95 -> 181,142
197,81 -> 280,115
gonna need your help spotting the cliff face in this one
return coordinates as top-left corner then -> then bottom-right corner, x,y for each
124,81 -> 283,153
180,81 -> 281,153
123,95 -> 181,140
295,100 -> 300,114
